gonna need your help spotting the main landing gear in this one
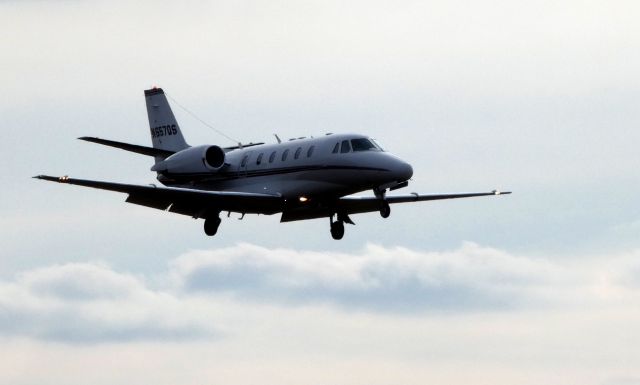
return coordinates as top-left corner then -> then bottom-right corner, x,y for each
330,213 -> 355,240
204,216 -> 221,236
330,220 -> 344,240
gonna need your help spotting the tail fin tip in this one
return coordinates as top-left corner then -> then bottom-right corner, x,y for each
144,87 -> 189,155
144,87 -> 165,97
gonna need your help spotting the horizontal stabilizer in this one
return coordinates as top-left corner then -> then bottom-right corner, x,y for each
78,137 -> 176,158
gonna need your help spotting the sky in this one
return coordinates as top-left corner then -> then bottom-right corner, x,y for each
1,0 -> 640,384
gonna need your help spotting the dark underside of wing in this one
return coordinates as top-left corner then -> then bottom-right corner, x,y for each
280,191 -> 511,222
339,191 -> 511,214
34,175 -> 283,218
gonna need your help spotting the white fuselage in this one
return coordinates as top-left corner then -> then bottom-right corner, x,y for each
158,133 -> 414,200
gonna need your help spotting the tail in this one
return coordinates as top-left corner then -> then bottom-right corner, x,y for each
144,88 -> 189,161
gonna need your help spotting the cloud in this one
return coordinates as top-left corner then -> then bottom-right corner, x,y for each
0,263 -> 214,343
2,243 -> 640,344
19,263 -> 142,301
172,242 -> 565,311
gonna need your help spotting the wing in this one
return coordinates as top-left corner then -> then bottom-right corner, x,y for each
338,191 -> 511,215
280,190 -> 511,222
34,175 -> 283,217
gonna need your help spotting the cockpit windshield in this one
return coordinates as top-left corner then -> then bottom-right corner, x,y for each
370,138 -> 384,151
350,138 -> 383,152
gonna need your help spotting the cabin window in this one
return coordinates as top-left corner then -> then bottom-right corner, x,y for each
351,138 -> 379,152
294,147 -> 302,159
241,155 -> 249,167
340,140 -> 351,153
282,149 -> 289,161
269,151 -> 276,163
332,142 -> 339,153
307,146 -> 315,157
256,153 -> 263,165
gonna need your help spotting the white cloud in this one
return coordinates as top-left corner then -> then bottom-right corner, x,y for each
1,244 -> 640,384
1,243 -> 640,344
171,242 -> 567,311
0,262 -> 215,343
19,262 -> 142,301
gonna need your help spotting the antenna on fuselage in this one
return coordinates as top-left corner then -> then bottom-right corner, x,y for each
274,134 -> 282,144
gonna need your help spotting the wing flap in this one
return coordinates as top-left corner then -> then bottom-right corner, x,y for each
168,201 -> 203,216
125,194 -> 172,210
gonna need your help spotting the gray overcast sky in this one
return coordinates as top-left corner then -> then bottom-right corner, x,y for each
1,1 -> 640,384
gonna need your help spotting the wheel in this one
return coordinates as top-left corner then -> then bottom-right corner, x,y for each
380,202 -> 391,218
204,217 -> 221,236
330,220 -> 345,240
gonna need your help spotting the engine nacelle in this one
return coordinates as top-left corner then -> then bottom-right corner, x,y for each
151,145 -> 226,174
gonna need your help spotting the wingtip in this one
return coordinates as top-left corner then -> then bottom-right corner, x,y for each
492,189 -> 512,195
33,174 -> 54,181
33,175 -> 70,183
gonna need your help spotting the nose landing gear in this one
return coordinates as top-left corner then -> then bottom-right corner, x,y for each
374,187 -> 391,219
379,201 -> 391,218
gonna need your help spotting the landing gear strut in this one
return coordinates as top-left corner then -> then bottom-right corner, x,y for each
204,216 -> 222,236
374,187 -> 391,218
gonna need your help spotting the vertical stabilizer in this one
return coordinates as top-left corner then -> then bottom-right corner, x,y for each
144,88 -> 189,158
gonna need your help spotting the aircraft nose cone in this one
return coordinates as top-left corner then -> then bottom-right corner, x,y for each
397,161 -> 413,181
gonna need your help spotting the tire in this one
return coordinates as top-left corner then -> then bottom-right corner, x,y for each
380,202 -> 391,218
330,220 -> 345,240
204,217 -> 221,236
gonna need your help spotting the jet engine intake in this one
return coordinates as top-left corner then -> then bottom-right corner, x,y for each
204,145 -> 225,169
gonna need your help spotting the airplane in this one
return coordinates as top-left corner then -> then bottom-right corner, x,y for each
34,87 -> 511,240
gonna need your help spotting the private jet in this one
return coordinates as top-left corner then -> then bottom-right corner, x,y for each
35,87 -> 510,240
